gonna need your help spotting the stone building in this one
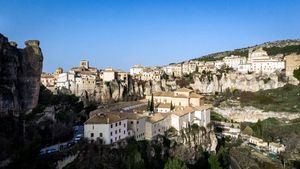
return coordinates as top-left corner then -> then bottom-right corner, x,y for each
102,67 -> 117,82
223,55 -> 246,70
84,112 -> 128,145
238,48 -> 285,74
130,64 -> 144,77
146,88 -> 204,107
41,73 -> 56,89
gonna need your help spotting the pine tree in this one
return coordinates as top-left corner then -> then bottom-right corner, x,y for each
164,157 -> 188,169
150,93 -> 154,112
147,100 -> 150,111
208,154 -> 221,169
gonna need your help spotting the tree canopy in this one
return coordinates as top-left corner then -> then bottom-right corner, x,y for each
164,157 -> 188,169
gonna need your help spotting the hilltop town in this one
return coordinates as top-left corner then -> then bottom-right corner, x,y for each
1,33 -> 300,169
36,42 -> 300,168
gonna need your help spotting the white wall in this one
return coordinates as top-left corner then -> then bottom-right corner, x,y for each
84,119 -> 128,145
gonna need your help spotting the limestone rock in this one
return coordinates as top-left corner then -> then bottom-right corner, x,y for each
191,72 -> 286,93
0,33 -> 43,115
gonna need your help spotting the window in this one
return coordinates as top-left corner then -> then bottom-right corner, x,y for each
124,130 -> 126,134
115,130 -> 117,134
110,132 -> 112,136
111,124 -> 113,128
124,123 -> 126,127
119,129 -> 121,133
137,121 -> 139,124
100,133 -> 103,137
119,136 -> 121,139
119,122 -> 121,125
115,137 -> 117,141
115,123 -> 118,127
90,133 -> 94,137
111,139 -> 113,143
131,121 -> 133,124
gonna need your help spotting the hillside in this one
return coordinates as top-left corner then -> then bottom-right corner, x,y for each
191,39 -> 300,61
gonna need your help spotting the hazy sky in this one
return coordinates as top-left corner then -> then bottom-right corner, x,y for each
1,0 -> 300,72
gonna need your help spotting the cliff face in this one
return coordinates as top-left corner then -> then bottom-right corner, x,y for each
190,72 -> 287,93
0,34 -> 43,115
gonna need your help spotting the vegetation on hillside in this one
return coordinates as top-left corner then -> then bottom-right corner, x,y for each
293,67 -> 300,81
66,135 -> 230,169
0,85 -> 88,169
240,118 -> 300,168
264,45 -> 300,56
192,40 -> 300,62
215,84 -> 300,113
239,84 -> 300,112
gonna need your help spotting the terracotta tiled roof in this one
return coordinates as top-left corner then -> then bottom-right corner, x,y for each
113,112 -> 146,120
157,103 -> 172,109
147,113 -> 167,123
194,104 -> 213,110
41,74 -> 55,78
152,91 -> 174,97
190,93 -> 204,98
85,113 -> 125,124
172,106 -> 196,117
175,88 -> 193,92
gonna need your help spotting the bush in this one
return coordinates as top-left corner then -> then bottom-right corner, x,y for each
293,67 -> 300,81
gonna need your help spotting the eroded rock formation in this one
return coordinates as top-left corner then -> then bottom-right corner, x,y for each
191,72 -> 287,93
0,34 -> 43,115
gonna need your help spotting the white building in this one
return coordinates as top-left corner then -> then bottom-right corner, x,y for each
103,67 -> 116,82
238,48 -> 285,74
146,88 -> 204,107
223,55 -> 246,70
163,64 -> 182,77
84,113 -> 128,145
145,113 -> 169,140
214,61 -> 225,69
130,64 -> 144,76
156,103 -> 172,113
118,113 -> 146,141
268,142 -> 286,154
56,72 -> 76,91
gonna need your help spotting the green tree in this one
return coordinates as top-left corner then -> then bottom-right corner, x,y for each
256,119 -> 263,137
147,99 -> 151,111
208,154 -> 221,169
242,126 -> 253,136
217,146 -> 230,168
164,157 -> 188,169
125,149 -> 145,169
293,66 -> 300,81
150,93 -> 154,112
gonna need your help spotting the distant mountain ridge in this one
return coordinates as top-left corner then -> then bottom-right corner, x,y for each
190,39 -> 300,62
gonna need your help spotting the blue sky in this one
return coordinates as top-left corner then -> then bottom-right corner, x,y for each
1,0 -> 300,72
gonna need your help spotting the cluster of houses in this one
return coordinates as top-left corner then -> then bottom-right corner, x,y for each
248,136 -> 286,155
41,48 -> 300,95
41,60 -> 130,96
129,48 -> 300,81
83,88 -> 212,145
214,121 -> 286,155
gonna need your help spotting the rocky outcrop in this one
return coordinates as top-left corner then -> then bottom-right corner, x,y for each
0,34 -> 43,115
191,72 -> 287,93
214,106 -> 300,122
